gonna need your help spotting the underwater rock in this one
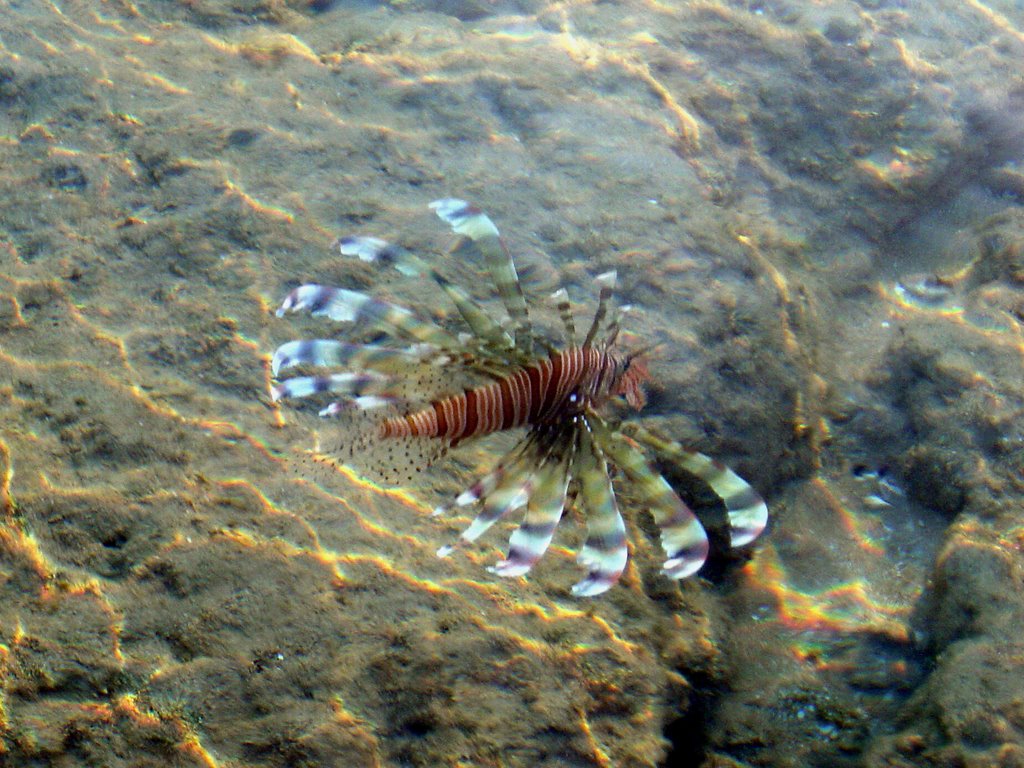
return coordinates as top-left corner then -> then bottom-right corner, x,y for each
865,640 -> 1024,768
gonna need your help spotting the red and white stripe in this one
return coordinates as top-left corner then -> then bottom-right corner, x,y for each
380,347 -> 620,444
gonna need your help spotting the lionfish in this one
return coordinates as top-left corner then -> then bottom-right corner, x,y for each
270,199 -> 767,596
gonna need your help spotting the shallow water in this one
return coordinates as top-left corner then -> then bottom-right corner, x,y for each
2,1 -> 1023,766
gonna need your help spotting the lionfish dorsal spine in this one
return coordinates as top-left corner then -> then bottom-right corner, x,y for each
431,272 -> 515,350
270,371 -> 390,404
550,287 -> 578,346
272,339 -> 443,378
276,283 -> 460,350
430,198 -> 534,350
340,227 -> 521,355
582,270 -> 617,349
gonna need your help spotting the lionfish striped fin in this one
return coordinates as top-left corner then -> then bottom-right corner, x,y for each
601,302 -> 633,350
276,284 -> 460,349
439,442 -> 526,512
272,339 -> 447,377
439,463 -> 507,514
582,270 -> 617,349
622,425 -> 768,548
336,236 -> 424,277
432,272 -> 515,350
490,447 -> 573,579
273,362 -> 470,415
436,435 -> 538,555
430,198 -> 533,348
571,417 -> 628,596
337,234 -> 515,350
551,288 -> 577,346
270,371 -> 390,403
589,415 -> 710,580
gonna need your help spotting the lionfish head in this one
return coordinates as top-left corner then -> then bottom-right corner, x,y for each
614,353 -> 650,410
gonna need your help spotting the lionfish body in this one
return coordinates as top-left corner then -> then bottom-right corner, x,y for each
272,199 -> 768,596
380,345 -> 643,445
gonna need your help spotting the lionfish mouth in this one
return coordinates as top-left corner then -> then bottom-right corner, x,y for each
270,198 -> 768,596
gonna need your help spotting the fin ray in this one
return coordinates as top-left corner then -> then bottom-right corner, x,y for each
431,198 -> 534,349
623,424 -> 768,548
571,418 -> 628,596
589,415 -> 710,580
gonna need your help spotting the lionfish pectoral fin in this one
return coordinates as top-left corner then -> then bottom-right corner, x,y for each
680,452 -> 767,547
624,425 -> 768,548
436,435 -> 537,557
270,371 -> 393,403
651,492 -> 709,580
276,284 -> 461,349
490,449 -> 572,579
590,416 -> 710,580
571,420 -> 628,597
272,339 -> 453,378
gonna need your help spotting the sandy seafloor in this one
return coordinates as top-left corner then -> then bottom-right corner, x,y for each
1,0 -> 1024,766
